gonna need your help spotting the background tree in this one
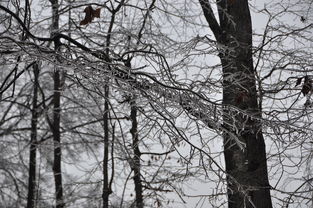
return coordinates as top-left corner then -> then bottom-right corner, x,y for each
49,0 -> 65,207
26,62 -> 40,208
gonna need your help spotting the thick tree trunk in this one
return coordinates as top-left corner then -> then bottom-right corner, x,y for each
26,62 -> 39,208
200,0 -> 272,207
219,1 -> 272,207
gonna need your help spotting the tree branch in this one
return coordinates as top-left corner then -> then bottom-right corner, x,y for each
0,5 -> 110,61
198,0 -> 223,42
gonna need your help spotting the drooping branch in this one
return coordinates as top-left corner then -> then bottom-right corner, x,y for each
1,2 -> 303,156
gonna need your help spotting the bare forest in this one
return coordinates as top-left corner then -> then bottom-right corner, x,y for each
1,0 -> 313,207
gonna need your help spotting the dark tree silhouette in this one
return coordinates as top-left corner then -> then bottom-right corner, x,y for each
199,0 -> 272,207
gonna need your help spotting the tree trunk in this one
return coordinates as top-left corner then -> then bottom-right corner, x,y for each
26,62 -> 39,208
52,69 -> 64,208
102,85 -> 111,208
50,0 -> 64,207
130,98 -> 144,208
123,59 -> 144,208
200,0 -> 272,207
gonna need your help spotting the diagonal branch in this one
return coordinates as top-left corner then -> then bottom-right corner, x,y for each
0,5 -> 110,61
198,0 -> 223,42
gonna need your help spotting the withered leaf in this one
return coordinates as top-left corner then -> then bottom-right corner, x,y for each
80,6 -> 101,26
295,77 -> 303,87
301,75 -> 312,96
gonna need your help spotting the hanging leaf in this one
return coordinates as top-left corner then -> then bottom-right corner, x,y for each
80,5 -> 101,26
301,75 -> 312,96
295,77 -> 303,87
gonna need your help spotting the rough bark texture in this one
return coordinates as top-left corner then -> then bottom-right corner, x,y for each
200,0 -> 272,207
26,62 -> 39,208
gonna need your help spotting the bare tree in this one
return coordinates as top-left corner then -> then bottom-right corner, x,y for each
26,62 -> 40,208
49,0 -> 64,207
199,1 -> 272,207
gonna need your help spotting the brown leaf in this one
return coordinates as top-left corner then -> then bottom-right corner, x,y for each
80,6 -> 101,26
301,75 -> 312,96
93,8 -> 101,18
295,77 -> 303,87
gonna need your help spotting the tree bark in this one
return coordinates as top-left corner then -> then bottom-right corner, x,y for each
123,59 -> 144,208
130,97 -> 143,208
52,69 -> 64,208
26,62 -> 39,208
50,0 -> 64,207
200,0 -> 272,207
102,85 -> 111,208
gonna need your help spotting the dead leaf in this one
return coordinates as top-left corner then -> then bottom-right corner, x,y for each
295,77 -> 303,87
301,75 -> 312,96
80,6 -> 101,26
